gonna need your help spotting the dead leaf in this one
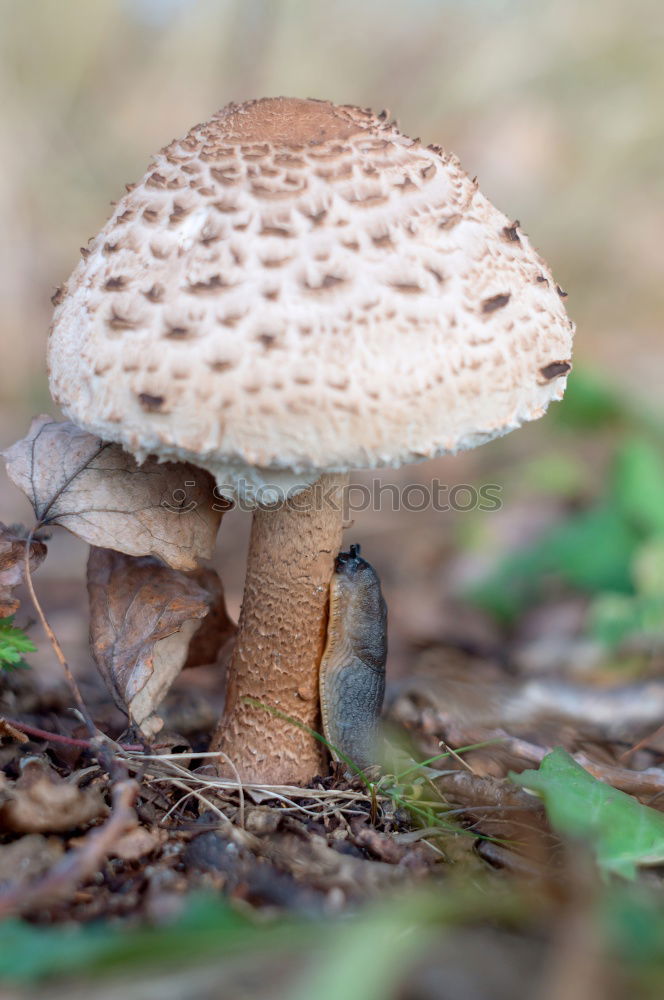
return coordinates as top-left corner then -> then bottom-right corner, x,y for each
431,769 -> 555,862
393,645 -> 664,745
3,416 -> 223,570
183,567 -> 237,669
0,834 -> 64,887
257,827 -> 402,899
0,522 -> 47,617
183,831 -> 326,914
0,779 -> 137,919
244,807 -> 281,836
110,826 -> 163,861
87,547 -> 235,735
351,824 -> 407,864
0,758 -> 108,833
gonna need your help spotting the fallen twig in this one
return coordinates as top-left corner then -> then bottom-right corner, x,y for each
433,727 -> 664,805
620,724 -> 664,761
23,529 -> 98,742
122,749 -> 391,821
0,716 -> 148,753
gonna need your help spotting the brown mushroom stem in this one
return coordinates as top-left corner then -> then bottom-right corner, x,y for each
212,472 -> 349,784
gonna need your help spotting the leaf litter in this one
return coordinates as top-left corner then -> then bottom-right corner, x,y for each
0,522 -> 46,619
0,757 -> 107,834
1,403 -> 664,995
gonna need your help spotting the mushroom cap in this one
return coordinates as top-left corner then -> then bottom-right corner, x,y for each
48,97 -> 574,501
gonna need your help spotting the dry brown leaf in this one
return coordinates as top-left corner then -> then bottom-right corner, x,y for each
257,828 -> 401,898
0,779 -> 137,919
0,834 -> 64,887
2,416 -> 223,570
351,825 -> 407,864
394,645 -> 664,743
0,758 -> 108,834
0,522 -> 47,617
87,547 -> 235,735
182,566 -> 236,670
109,826 -> 163,861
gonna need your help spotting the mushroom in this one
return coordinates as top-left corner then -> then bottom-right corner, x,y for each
47,97 -> 574,784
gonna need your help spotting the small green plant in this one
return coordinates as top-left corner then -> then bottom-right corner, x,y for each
511,748 -> 664,879
243,697 -> 496,843
467,434 -> 664,651
0,617 -> 36,671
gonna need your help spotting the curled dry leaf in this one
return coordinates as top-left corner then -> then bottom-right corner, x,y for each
109,826 -> 164,861
183,567 -> 237,671
351,824 -> 408,865
87,547 -> 235,736
2,416 -> 224,571
0,758 -> 108,834
0,834 -> 64,887
0,522 -> 47,617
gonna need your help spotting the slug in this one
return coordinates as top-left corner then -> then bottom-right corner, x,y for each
319,544 -> 387,769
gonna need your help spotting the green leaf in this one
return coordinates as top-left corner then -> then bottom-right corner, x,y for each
588,537 -> 664,648
467,503 -> 638,622
289,903 -> 433,1000
603,884 -> 664,966
0,896 -> 288,983
612,439 -> 664,535
467,437 -> 664,623
632,537 -> 664,596
0,617 -> 36,671
553,369 -> 626,429
589,592 -> 664,648
510,748 -> 664,879
519,452 -> 588,498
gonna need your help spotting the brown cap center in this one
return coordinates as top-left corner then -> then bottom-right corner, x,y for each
212,97 -> 370,146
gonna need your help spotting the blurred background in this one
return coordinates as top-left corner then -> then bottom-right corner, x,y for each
2,4 -> 664,995
3,0 -> 664,414
1,0 -> 663,677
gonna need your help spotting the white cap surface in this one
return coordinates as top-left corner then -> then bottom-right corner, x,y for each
48,97 -> 574,501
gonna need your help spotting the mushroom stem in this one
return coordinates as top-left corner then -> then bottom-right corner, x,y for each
212,472 -> 349,784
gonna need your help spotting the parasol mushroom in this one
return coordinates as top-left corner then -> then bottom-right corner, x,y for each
47,97 -> 574,783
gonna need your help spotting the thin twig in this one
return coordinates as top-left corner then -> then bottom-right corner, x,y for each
213,748 -> 246,829
158,776 -> 233,827
441,741 -> 477,774
470,733 -> 664,799
620,724 -> 664,761
127,752 -> 385,804
23,530 -> 97,741
0,715 -> 145,752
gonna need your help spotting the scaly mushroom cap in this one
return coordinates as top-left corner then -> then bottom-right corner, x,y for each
48,97 -> 574,501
